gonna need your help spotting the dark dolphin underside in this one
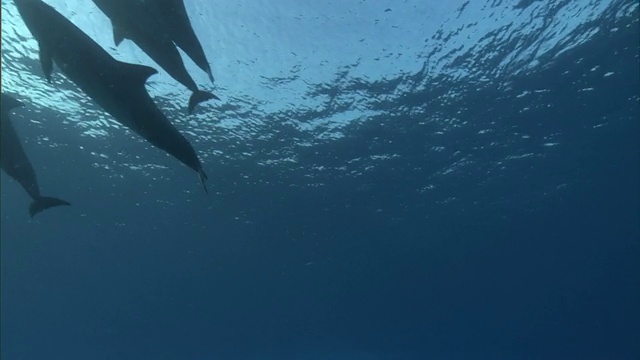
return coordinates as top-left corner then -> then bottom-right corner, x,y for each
14,0 -> 208,191
1,93 -> 71,217
91,0 -> 218,113
150,0 -> 215,83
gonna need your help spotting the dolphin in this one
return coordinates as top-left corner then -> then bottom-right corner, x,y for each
1,93 -> 71,218
14,0 -> 208,191
91,0 -> 218,114
146,0 -> 216,84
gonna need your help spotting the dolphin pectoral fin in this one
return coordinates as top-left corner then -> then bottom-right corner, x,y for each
1,94 -> 24,110
187,90 -> 220,114
113,25 -> 126,46
117,61 -> 158,85
29,196 -> 71,218
38,43 -> 54,83
206,68 -> 215,84
198,168 -> 208,193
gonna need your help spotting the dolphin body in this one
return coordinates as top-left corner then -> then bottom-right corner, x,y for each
146,0 -> 216,84
1,94 -> 71,218
14,0 -> 208,191
91,0 -> 218,114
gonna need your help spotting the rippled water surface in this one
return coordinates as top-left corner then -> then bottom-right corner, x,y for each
1,0 -> 639,359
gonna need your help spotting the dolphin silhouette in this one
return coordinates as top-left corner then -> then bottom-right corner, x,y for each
1,93 -> 71,218
148,0 -> 216,84
14,0 -> 208,191
92,0 -> 218,114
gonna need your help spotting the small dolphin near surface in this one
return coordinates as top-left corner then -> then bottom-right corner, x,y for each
14,0 -> 208,191
92,0 -> 218,114
147,0 -> 216,84
1,93 -> 71,218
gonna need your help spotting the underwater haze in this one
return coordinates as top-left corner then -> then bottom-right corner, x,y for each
1,0 -> 639,359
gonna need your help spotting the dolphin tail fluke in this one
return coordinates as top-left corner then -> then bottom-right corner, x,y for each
198,168 -> 208,194
187,90 -> 220,114
206,68 -> 215,84
29,196 -> 71,218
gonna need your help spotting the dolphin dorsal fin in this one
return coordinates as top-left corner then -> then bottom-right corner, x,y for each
38,41 -> 54,83
113,25 -> 126,46
117,62 -> 158,86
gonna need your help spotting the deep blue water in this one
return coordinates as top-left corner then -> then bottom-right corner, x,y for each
1,0 -> 639,359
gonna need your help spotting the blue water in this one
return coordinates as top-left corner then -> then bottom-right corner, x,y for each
1,0 -> 639,359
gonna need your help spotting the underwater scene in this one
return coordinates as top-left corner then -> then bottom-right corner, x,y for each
1,0 -> 639,359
